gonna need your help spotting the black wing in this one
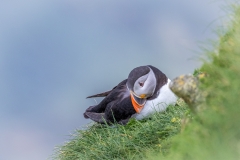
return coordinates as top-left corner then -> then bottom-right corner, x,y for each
86,86 -> 117,98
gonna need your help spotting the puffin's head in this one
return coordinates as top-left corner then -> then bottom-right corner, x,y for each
127,66 -> 157,113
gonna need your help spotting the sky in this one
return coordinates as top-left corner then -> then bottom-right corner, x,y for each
0,0 -> 231,160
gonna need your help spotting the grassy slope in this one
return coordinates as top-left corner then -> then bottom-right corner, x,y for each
54,5 -> 240,160
150,5 -> 240,160
54,102 -> 190,160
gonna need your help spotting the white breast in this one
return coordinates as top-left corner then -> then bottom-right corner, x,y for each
132,79 -> 177,120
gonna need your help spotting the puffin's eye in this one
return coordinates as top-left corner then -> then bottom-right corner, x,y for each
139,82 -> 144,87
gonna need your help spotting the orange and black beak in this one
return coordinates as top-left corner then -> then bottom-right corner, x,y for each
130,92 -> 147,113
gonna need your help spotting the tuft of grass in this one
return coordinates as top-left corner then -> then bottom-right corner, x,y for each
149,5 -> 240,160
54,102 -> 190,160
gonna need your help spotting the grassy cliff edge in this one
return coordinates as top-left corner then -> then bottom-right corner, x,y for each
150,4 -> 240,160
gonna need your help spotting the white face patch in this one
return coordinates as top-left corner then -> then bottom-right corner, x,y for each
133,67 -> 156,98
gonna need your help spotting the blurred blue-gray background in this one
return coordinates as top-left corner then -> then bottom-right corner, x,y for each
0,0 -> 229,160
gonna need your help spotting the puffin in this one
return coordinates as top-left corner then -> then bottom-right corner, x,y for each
84,65 -> 177,125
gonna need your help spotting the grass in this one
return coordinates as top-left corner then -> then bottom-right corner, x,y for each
54,101 -> 190,160
54,4 -> 240,160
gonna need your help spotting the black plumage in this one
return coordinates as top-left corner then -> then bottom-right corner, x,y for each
84,79 -> 136,125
